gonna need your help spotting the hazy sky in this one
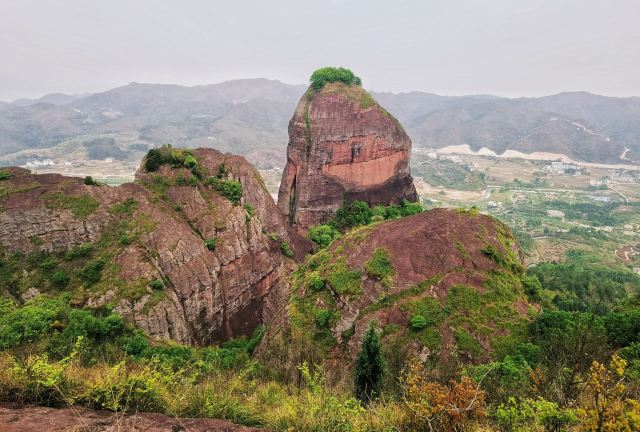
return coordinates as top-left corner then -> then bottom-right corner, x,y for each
1,0 -> 639,101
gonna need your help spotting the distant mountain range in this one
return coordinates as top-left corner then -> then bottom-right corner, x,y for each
1,79 -> 638,168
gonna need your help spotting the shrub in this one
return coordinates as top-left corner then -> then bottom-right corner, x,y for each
409,315 -> 428,330
205,238 -> 217,251
144,149 -> 165,172
85,362 -> 165,414
315,310 -> 332,328
308,224 -> 340,248
0,302 -> 59,349
310,67 -> 362,91
80,259 -> 105,285
0,170 -> 12,180
244,202 -> 254,217
122,333 -> 150,356
205,177 -> 243,205
83,176 -> 99,186
280,242 -> 294,258
331,200 -> 372,231
150,279 -> 165,290
51,271 -> 70,288
307,271 -> 325,291
64,243 -> 94,260
364,248 -> 394,284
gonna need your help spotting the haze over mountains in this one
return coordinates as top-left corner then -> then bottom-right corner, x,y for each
1,79 -> 638,168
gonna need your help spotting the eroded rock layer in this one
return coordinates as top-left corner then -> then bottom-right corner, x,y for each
278,82 -> 418,229
0,148 -> 309,345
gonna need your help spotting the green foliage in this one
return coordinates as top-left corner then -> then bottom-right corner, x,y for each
409,315 -> 428,330
310,67 -> 361,91
331,200 -> 372,231
354,322 -> 385,402
108,198 -> 138,215
51,271 -> 70,288
144,149 -> 165,172
364,248 -> 394,285
80,259 -> 105,285
327,260 -> 361,296
243,202 -> 254,217
64,243 -> 94,260
306,271 -> 325,291
307,224 -> 341,248
494,397 -> 578,432
315,310 -> 332,328
83,176 -> 99,186
150,279 -> 165,290
84,362 -> 165,414
44,192 -> 99,219
205,238 -> 217,251
205,177 -> 243,205
0,300 -> 59,349
280,242 -> 294,258
527,251 -> 639,313
0,171 -> 12,181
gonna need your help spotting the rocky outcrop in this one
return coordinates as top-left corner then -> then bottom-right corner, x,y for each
278,82 -> 417,229
0,148 -> 310,345
263,209 -> 533,383
0,404 -> 266,432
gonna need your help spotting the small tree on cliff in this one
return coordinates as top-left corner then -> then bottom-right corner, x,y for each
354,321 -> 385,403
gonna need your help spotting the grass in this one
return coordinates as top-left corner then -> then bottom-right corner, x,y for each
43,192 -> 100,219
364,248 -> 394,287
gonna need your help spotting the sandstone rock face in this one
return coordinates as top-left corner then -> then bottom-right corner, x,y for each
278,82 -> 418,229
263,209 -> 532,383
0,149 -> 309,345
0,404 -> 266,432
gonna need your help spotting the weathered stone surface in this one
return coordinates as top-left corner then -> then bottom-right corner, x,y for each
0,403 -> 266,431
278,82 -> 418,229
0,149 -> 310,345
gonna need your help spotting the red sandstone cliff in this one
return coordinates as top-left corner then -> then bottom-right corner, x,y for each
277,82 -> 418,229
0,148 -> 309,345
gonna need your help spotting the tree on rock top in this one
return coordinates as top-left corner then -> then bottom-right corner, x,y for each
310,67 -> 362,90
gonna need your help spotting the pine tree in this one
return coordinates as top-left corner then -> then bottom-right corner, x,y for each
354,321 -> 385,402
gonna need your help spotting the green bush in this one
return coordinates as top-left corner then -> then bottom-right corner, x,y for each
150,279 -> 165,290
64,243 -> 94,260
331,200 -> 372,231
280,242 -> 294,258
310,67 -> 362,90
205,177 -> 243,205
83,176 -> 99,186
364,248 -> 394,283
315,310 -> 332,328
0,302 -> 59,349
205,238 -> 217,251
85,363 -> 165,414
122,333 -> 150,356
80,259 -> 105,285
307,271 -> 325,291
0,170 -> 12,180
244,202 -> 255,217
308,224 -> 340,248
409,315 -> 428,330
144,149 -> 165,172
51,271 -> 70,288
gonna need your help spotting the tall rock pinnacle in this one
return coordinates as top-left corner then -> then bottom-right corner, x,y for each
278,68 -> 418,229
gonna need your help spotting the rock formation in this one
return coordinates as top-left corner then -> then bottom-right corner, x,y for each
263,209 -> 533,383
278,80 -> 418,229
0,148 -> 310,345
